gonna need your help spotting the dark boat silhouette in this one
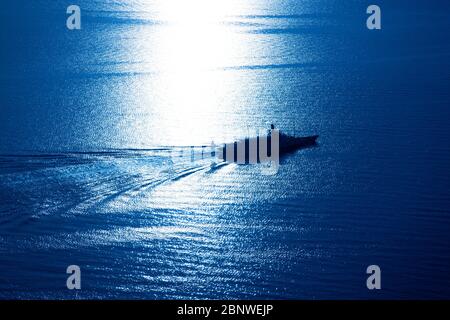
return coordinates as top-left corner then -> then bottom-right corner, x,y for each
278,132 -> 319,154
220,131 -> 318,164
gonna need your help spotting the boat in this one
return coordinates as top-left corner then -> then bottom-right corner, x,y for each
278,132 -> 319,154
219,131 -> 318,164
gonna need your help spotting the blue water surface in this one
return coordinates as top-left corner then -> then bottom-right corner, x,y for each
0,0 -> 450,299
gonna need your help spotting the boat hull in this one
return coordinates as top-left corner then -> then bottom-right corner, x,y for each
220,134 -> 318,163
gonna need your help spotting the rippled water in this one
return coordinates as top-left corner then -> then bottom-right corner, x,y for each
1,0 -> 450,299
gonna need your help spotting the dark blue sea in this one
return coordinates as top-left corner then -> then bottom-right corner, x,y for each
1,0 -> 450,299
